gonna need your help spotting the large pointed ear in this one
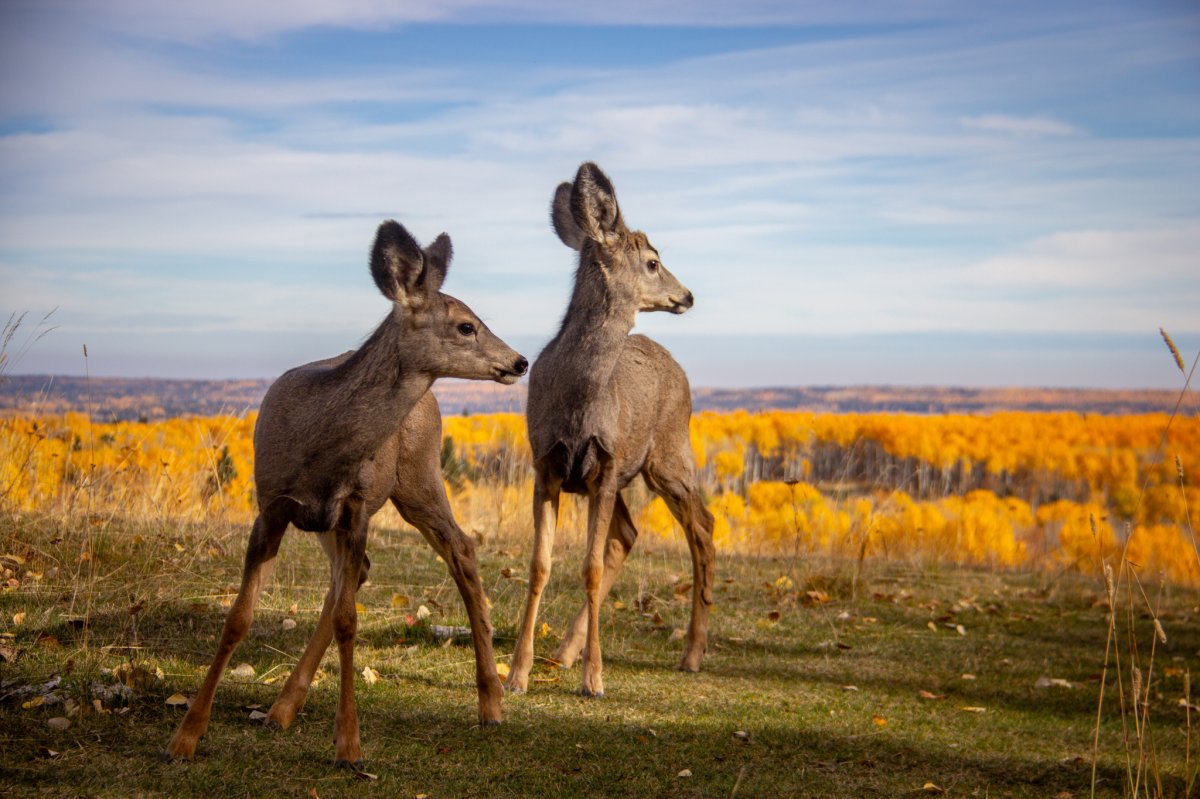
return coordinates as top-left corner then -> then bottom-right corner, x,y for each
370,220 -> 427,304
421,233 -> 452,294
551,182 -> 586,251
570,162 -> 624,244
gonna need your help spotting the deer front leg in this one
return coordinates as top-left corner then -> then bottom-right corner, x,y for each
265,532 -> 344,731
580,473 -> 618,697
676,493 -> 715,672
507,471 -> 560,694
165,513 -> 286,759
330,513 -> 368,769
397,496 -> 503,725
556,494 -> 638,668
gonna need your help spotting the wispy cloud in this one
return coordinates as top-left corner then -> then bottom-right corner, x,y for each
1,2 -> 1198,385
960,114 -> 1080,137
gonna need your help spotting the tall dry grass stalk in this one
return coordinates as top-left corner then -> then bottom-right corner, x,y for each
1089,328 -> 1199,798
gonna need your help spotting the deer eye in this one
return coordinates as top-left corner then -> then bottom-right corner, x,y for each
457,322 -> 476,337
647,259 -> 660,272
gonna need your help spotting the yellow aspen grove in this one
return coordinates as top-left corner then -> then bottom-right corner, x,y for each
2,409 -> 1196,584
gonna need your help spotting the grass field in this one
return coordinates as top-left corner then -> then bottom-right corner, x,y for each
3,511 -> 1198,798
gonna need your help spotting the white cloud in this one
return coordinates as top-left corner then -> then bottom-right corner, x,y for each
960,114 -> 1080,137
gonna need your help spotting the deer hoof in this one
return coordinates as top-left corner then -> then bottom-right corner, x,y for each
580,689 -> 605,699
334,758 -> 364,771
479,718 -> 502,728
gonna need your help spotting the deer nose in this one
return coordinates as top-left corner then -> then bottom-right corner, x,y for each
682,291 -> 694,308
513,356 -> 529,376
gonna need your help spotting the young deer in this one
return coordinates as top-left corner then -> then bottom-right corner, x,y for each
165,221 -> 527,767
506,163 -> 715,697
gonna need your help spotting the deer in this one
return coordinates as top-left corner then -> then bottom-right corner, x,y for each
165,220 -> 528,768
506,162 -> 716,698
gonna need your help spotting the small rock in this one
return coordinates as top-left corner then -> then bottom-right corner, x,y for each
46,717 -> 71,731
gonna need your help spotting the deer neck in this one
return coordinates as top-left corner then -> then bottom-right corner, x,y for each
547,285 -> 637,397
321,314 -> 433,459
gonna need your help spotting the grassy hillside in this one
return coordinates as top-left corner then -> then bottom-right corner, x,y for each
2,513 -> 1197,798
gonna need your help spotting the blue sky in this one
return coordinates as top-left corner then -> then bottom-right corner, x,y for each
1,1 -> 1198,388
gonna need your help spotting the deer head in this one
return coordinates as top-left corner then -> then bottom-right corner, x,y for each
551,163 -> 694,317
370,221 -> 528,384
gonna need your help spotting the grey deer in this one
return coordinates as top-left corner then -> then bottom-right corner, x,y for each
507,163 -> 715,697
166,221 -> 527,767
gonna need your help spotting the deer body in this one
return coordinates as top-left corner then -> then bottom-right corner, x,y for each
166,222 -> 527,767
507,163 -> 715,697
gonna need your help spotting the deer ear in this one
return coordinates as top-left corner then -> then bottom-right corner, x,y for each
570,162 -> 624,243
551,182 -> 585,251
421,233 -> 452,294
370,220 -> 426,304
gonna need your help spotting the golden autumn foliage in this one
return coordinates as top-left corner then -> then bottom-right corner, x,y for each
2,409 -> 1196,584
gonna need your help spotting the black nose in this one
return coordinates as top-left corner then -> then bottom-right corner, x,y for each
683,292 -> 694,308
513,356 -> 529,376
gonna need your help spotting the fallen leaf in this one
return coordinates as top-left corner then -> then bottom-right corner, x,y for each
37,747 -> 60,759
927,621 -> 937,632
804,589 -> 829,605
352,770 -> 379,781
872,714 -> 888,727
12,611 -> 25,625
416,605 -> 431,621
960,706 -> 986,713
230,663 -> 255,679
677,769 -> 693,778
355,602 -> 367,614
766,610 -> 782,622
249,710 -> 268,722
613,600 -> 625,610
732,730 -> 750,742
289,603 -> 298,615
961,673 -> 976,681
495,662 -> 510,679
500,567 -> 513,579
922,782 -> 945,794
46,717 -> 71,731
842,685 -> 859,691
955,624 -> 966,636
391,593 -> 410,609
537,622 -> 552,639
362,665 -> 380,686
165,693 -> 189,707
22,696 -> 44,710
1035,677 -> 1073,690
918,690 -> 945,700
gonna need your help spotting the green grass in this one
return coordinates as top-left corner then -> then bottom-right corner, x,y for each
2,511 -> 1198,798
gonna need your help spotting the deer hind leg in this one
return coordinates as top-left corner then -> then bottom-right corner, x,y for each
555,494 -> 638,668
580,467 -> 619,697
165,510 -> 287,760
264,531 -> 346,731
330,504 -> 369,769
506,467 -> 561,693
645,464 -> 716,673
392,490 -> 503,726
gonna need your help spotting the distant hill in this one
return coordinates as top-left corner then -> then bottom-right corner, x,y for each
0,374 -> 1187,421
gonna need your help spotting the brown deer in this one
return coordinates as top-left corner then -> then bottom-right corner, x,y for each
165,221 -> 527,767
506,163 -> 715,697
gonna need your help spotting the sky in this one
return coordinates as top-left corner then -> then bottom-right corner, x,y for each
1,1 -> 1198,389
